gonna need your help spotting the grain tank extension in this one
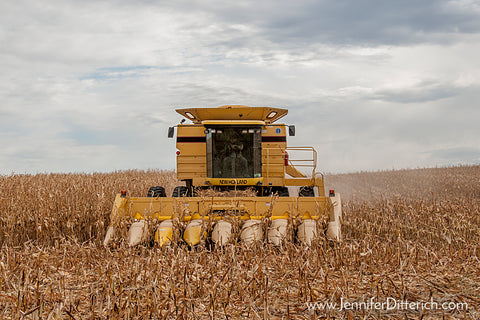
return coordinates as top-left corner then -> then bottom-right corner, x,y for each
103,105 -> 342,247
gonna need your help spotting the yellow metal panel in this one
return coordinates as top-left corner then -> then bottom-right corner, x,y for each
192,176 -> 208,186
315,176 -> 326,197
183,227 -> 204,246
178,168 -> 206,176
177,155 -> 206,180
183,220 -> 206,246
262,125 -> 286,135
176,106 -> 288,124
286,164 -> 306,178
176,125 -> 206,180
262,177 -> 285,186
177,146 -> 205,157
176,125 -> 205,136
285,178 -> 314,186
155,226 -> 173,246
204,177 -> 263,186
178,157 -> 206,172
202,120 -> 265,126
178,171 -> 206,180
109,194 -> 330,223
262,148 -> 285,180
262,144 -> 286,149
177,156 -> 206,164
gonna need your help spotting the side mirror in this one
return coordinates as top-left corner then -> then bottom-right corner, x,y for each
168,127 -> 175,138
288,125 -> 295,136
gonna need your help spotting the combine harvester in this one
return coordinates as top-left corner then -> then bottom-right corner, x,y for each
103,106 -> 342,247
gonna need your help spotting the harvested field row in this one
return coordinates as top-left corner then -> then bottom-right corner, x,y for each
0,170 -> 178,247
0,165 -> 479,319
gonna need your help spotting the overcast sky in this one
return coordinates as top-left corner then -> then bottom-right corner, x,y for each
1,0 -> 479,174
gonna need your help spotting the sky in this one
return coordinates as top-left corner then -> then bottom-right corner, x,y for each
1,0 -> 479,174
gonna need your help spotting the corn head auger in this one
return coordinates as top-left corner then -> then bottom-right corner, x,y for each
103,105 -> 342,247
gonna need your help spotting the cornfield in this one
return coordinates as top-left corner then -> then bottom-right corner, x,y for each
0,166 -> 479,319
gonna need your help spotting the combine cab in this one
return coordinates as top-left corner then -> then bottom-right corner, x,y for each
103,105 -> 342,247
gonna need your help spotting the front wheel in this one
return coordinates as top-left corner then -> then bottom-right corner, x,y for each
272,186 -> 289,197
299,186 -> 315,197
147,186 -> 166,197
172,186 -> 189,197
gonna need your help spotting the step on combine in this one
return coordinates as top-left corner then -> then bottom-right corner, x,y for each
103,105 -> 342,247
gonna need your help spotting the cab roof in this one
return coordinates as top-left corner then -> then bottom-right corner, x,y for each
176,105 -> 288,124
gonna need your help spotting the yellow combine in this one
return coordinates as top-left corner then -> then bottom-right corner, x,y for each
103,105 -> 342,247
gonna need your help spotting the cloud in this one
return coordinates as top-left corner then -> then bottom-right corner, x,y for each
81,66 -> 159,81
0,0 -> 479,174
370,80 -> 460,103
172,0 -> 480,47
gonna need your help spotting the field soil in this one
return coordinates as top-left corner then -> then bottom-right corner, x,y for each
0,166 -> 479,319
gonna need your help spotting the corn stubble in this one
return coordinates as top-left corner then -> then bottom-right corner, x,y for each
0,166 -> 479,319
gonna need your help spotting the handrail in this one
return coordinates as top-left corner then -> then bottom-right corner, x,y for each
286,146 -> 317,177
263,146 -> 318,179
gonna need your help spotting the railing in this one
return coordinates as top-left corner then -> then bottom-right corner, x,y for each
285,146 -> 317,178
263,146 -> 318,180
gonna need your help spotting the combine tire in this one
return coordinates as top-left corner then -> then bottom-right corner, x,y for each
273,186 -> 289,197
299,186 -> 315,197
262,187 -> 289,197
147,186 -> 166,197
172,186 -> 189,197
